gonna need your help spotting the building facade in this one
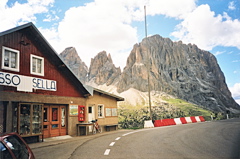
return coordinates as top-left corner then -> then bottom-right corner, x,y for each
0,23 -> 123,142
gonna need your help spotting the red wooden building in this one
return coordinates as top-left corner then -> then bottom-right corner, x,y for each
0,23 -> 124,142
0,23 -> 93,141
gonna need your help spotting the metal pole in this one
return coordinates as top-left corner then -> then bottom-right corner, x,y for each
144,5 -> 152,120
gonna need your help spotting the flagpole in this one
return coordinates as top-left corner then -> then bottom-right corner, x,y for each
144,5 -> 152,121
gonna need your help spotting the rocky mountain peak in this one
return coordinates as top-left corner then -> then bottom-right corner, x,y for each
117,35 -> 239,112
88,51 -> 121,85
59,47 -> 88,83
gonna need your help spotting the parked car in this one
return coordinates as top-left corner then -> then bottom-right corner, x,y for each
0,132 -> 35,159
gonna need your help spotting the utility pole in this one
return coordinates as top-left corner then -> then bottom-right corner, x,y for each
144,5 -> 152,121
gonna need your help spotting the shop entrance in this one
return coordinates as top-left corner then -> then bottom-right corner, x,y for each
43,105 -> 67,138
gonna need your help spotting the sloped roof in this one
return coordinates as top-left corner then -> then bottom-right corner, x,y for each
0,22 -> 91,96
84,85 -> 124,101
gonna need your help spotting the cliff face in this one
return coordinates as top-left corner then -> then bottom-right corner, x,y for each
59,35 -> 240,112
59,47 -> 88,83
88,51 -> 121,86
118,35 -> 238,112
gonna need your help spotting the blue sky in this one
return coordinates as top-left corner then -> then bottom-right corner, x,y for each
0,0 -> 240,104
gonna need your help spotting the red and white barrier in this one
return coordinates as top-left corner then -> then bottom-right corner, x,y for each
154,116 -> 205,127
199,116 -> 205,122
195,116 -> 201,122
185,117 -> 192,123
174,118 -> 182,125
180,117 -> 187,124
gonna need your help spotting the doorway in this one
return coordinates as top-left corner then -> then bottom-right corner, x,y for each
43,105 -> 67,138
88,105 -> 95,122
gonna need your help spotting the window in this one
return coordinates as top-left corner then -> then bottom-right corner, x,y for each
88,107 -> 92,113
31,54 -> 44,76
98,105 -> 104,118
2,46 -> 20,72
106,108 -> 117,117
52,108 -> 58,121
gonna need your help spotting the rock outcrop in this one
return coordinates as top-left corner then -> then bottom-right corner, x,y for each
118,35 -> 238,112
59,47 -> 88,83
88,51 -> 121,86
59,35 -> 240,113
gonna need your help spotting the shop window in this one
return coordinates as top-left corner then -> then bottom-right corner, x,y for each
18,103 -> 43,136
20,104 -> 31,135
32,105 -> 42,134
98,105 -> 104,118
30,54 -> 44,76
1,46 -> 20,72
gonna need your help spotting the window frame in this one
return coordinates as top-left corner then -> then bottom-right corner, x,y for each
1,46 -> 20,72
30,54 -> 44,76
98,104 -> 104,118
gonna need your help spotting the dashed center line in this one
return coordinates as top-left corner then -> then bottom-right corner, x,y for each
109,142 -> 115,146
104,149 -> 111,155
104,129 -> 157,156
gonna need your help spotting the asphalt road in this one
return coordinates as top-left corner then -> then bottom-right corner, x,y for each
32,118 -> 240,159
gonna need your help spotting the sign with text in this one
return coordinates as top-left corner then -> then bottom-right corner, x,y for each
0,71 -> 57,92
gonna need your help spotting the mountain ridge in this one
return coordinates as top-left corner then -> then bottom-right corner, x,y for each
59,34 -> 240,113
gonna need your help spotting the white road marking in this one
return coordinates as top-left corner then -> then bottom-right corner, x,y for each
122,132 -> 134,136
109,142 -> 115,146
104,149 -> 111,155
122,127 -> 162,136
115,137 -> 121,140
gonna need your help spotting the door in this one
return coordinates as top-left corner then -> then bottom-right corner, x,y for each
88,105 -> 95,122
43,105 -> 67,138
43,106 -> 50,138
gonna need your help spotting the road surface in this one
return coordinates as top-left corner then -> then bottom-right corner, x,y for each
32,118 -> 240,159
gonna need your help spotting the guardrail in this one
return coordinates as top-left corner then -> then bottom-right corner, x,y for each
154,116 -> 205,127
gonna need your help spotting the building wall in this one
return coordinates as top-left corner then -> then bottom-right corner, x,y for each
86,92 -> 118,126
0,91 -> 86,136
0,31 -> 84,97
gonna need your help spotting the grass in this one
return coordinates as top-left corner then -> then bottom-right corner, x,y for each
162,97 -> 213,121
118,96 -> 217,130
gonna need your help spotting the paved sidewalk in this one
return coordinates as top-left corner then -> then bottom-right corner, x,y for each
29,130 -> 127,149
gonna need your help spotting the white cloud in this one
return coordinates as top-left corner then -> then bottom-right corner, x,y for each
38,26 -> 60,49
45,0 -> 197,68
214,51 -> 225,56
232,60 -> 240,63
228,1 -> 236,10
147,0 -> 197,19
43,10 -> 59,22
171,4 -> 240,51
233,70 -> 239,74
235,99 -> 240,105
0,0 -> 206,68
0,0 -> 54,31
54,0 -> 139,68
229,83 -> 240,104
